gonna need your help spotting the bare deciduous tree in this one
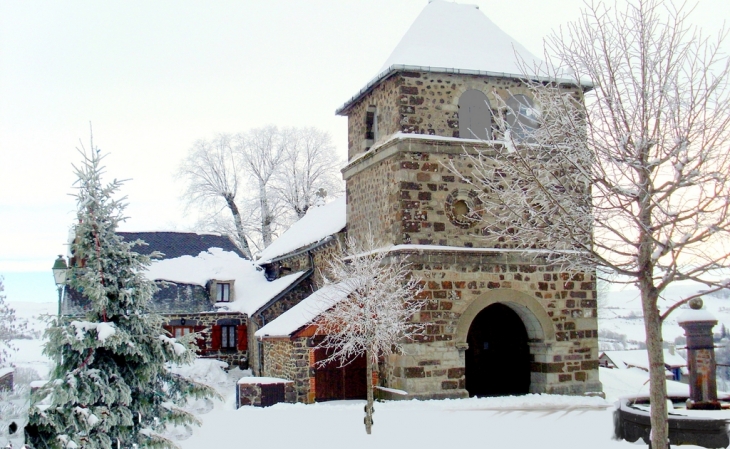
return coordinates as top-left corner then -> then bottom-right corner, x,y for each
451,1 -> 730,447
178,126 -> 343,255
315,235 -> 424,435
275,127 -> 342,219
235,126 -> 287,248
177,134 -> 253,259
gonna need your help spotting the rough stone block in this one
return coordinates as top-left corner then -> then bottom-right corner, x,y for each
418,360 -> 441,366
404,367 -> 426,378
580,300 -> 597,308
581,360 -> 599,370
441,380 -> 459,390
448,367 -> 465,379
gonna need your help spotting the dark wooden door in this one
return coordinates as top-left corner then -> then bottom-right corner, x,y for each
314,346 -> 367,402
260,383 -> 285,407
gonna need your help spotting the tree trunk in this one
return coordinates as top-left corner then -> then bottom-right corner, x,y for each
224,194 -> 252,259
365,347 -> 374,435
259,180 -> 273,247
637,159 -> 668,449
642,286 -> 669,449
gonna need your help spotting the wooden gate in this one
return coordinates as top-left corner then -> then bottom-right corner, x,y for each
314,347 -> 367,402
260,383 -> 286,407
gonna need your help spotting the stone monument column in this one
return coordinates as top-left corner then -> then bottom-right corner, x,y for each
678,298 -> 720,409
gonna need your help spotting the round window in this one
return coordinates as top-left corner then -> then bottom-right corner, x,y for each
445,190 -> 482,229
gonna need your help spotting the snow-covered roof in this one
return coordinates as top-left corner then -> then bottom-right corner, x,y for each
256,197 -> 346,264
144,247 -> 307,316
255,281 -> 355,338
336,1 -> 587,115
600,349 -> 687,370
379,1 -> 541,77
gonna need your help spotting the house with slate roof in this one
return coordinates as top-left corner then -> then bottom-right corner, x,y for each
63,231 -> 305,368
253,0 -> 602,403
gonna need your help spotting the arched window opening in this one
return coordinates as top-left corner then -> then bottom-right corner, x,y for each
505,94 -> 540,142
458,89 -> 492,140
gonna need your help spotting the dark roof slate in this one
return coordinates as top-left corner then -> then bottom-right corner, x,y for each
118,232 -> 245,260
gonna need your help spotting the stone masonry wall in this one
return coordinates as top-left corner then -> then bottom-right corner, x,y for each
262,338 -> 314,403
381,249 -> 600,398
345,71 -> 581,161
237,381 -> 296,408
163,312 -> 247,368
344,137 -> 588,251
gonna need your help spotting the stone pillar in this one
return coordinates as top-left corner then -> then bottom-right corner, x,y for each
678,298 -> 719,409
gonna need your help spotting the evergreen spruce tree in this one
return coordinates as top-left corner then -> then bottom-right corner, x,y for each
27,145 -> 214,449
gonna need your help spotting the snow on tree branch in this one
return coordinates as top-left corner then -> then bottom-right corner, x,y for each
314,235 -> 425,367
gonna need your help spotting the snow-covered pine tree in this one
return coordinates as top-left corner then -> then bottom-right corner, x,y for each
315,235 -> 424,435
27,144 -> 215,449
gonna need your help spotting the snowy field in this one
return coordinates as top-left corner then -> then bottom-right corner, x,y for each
599,280 -> 730,350
5,288 -> 728,448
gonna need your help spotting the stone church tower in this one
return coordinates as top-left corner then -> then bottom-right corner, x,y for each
337,1 -> 601,398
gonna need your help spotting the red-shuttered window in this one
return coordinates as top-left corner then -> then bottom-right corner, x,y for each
237,324 -> 248,351
211,324 -> 248,351
211,325 -> 222,350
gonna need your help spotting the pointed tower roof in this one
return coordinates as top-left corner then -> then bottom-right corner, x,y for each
378,0 -> 541,76
336,1 -> 588,115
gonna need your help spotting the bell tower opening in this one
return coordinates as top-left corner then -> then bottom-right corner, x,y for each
465,303 -> 530,396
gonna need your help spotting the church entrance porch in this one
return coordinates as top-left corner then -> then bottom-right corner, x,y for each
465,303 -> 530,396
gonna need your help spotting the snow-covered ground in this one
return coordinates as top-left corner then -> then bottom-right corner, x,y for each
5,288 -> 728,448
599,280 -> 730,350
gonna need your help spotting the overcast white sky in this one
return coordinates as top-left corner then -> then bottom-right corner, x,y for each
1,0 -> 728,281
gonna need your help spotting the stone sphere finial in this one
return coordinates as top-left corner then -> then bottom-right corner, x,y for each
689,298 -> 704,310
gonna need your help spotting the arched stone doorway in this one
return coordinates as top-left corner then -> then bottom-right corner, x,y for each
456,290 -> 555,396
466,303 -> 530,396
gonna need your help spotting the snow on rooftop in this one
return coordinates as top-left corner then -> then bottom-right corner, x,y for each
144,247 -> 307,316
601,349 -> 687,370
255,281 -> 355,338
256,197 -> 346,264
378,0 -> 542,77
237,377 -> 292,385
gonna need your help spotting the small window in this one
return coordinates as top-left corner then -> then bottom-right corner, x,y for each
172,326 -> 193,338
216,283 -> 231,302
221,325 -> 237,349
364,105 -> 377,150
